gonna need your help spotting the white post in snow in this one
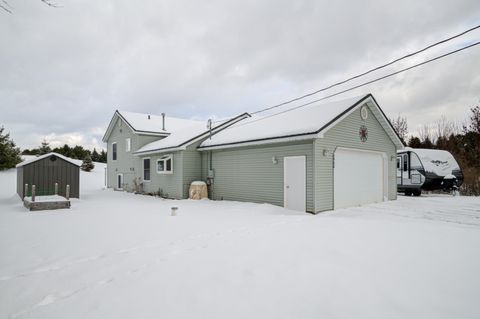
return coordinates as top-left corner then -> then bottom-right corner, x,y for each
54,183 -> 58,195
31,185 -> 36,202
104,167 -> 107,187
66,185 -> 70,200
171,206 -> 178,216
24,184 -> 28,199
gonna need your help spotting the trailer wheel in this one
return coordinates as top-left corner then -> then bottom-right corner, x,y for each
413,190 -> 421,197
404,190 -> 412,196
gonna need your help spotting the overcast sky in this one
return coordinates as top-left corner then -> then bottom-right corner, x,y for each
1,0 -> 479,150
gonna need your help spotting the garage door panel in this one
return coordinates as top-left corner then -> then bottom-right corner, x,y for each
334,148 -> 384,209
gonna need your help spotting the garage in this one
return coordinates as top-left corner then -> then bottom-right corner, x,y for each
334,148 -> 386,209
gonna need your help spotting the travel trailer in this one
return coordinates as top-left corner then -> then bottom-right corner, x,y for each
396,147 -> 463,196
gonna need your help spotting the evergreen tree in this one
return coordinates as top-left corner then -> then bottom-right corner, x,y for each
81,153 -> 95,172
0,126 -> 22,170
407,136 -> 422,148
99,149 -> 107,163
38,139 -> 51,155
91,148 -> 100,162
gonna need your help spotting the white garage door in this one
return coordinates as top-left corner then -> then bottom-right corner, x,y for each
334,148 -> 385,209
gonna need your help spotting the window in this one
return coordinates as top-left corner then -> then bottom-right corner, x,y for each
403,154 -> 408,172
143,158 -> 151,181
112,143 -> 117,160
126,138 -> 131,152
157,155 -> 173,174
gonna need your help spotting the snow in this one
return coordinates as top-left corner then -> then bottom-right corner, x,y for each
200,95 -> 368,147
16,152 -> 82,167
24,195 -> 69,203
1,164 -> 480,318
118,110 -> 205,135
134,122 -> 208,153
191,181 -> 206,186
403,147 -> 461,176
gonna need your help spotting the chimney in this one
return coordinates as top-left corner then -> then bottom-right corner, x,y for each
161,113 -> 166,131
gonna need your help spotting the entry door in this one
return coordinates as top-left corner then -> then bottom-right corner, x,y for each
117,174 -> 123,189
284,156 -> 306,211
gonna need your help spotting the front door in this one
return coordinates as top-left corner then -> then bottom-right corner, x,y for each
284,156 -> 306,211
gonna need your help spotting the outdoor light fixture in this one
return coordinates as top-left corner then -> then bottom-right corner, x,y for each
272,156 -> 278,164
323,149 -> 329,156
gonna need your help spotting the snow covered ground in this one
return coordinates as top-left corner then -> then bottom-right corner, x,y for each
1,163 -> 479,319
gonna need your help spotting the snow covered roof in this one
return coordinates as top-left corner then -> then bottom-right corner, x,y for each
134,113 -> 251,155
199,94 -> 402,149
16,152 -> 81,168
401,147 -> 461,176
102,110 -> 209,142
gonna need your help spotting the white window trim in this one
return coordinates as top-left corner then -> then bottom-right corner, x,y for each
112,142 -> 117,161
156,154 -> 173,174
126,138 -> 131,152
143,157 -> 151,182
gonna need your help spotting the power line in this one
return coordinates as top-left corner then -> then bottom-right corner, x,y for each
229,40 -> 480,129
249,24 -> 480,115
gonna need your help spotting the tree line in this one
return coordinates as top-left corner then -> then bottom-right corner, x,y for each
391,105 -> 480,195
0,129 -> 107,171
22,141 -> 107,163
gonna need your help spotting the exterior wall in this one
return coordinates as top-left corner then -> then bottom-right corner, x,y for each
19,156 -> 80,198
106,117 -> 159,191
205,141 -> 314,212
16,166 -> 23,197
313,103 -> 397,212
182,142 -> 203,198
139,151 -> 184,199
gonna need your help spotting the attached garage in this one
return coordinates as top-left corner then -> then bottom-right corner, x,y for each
198,94 -> 404,213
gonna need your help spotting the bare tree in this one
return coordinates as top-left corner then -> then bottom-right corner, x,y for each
434,115 -> 458,141
390,115 -> 409,143
417,123 -> 435,144
1,0 -> 60,13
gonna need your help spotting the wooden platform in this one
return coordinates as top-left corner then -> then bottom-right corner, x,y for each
23,195 -> 71,211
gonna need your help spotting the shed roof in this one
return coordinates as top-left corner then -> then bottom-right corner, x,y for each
16,152 -> 81,168
199,94 -> 403,149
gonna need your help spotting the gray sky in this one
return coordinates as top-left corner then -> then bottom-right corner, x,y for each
1,0 -> 479,150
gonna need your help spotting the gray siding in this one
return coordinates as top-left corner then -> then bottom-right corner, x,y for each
206,142 -> 314,212
182,142 -> 203,198
16,166 -> 23,197
106,117 -> 159,191
139,152 -> 184,198
313,103 -> 397,212
17,155 -> 80,198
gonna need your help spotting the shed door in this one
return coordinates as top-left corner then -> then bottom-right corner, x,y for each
334,148 -> 384,209
117,174 -> 123,189
284,156 -> 306,211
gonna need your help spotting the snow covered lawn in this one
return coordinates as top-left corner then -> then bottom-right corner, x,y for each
1,164 -> 479,319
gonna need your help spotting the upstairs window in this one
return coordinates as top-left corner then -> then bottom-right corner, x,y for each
112,143 -> 117,160
126,138 -> 131,152
157,155 -> 173,174
144,158 -> 151,181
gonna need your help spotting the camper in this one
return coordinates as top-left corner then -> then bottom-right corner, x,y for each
396,147 -> 463,196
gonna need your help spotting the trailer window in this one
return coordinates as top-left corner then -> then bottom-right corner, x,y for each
396,158 -> 400,169
403,154 -> 408,171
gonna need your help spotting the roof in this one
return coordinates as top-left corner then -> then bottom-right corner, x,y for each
102,110 -> 206,142
16,152 -> 82,168
134,113 -> 251,155
199,94 -> 403,149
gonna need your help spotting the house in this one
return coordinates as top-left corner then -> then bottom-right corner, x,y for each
16,152 -> 81,198
103,94 -> 404,212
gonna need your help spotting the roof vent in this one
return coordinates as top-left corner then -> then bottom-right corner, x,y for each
148,115 -> 151,120
161,113 -> 166,131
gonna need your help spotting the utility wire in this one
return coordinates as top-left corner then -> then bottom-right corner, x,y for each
249,24 -> 480,115
228,40 -> 480,129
